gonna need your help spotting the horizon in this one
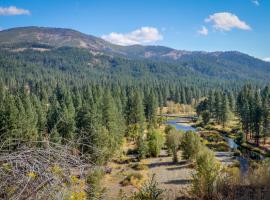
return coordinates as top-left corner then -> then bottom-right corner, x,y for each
0,25 -> 266,61
1,0 -> 269,61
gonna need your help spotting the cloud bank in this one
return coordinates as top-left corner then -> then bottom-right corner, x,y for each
102,27 -> 163,46
263,57 -> 270,62
205,12 -> 251,31
0,6 -> 30,16
252,0 -> 260,6
198,26 -> 208,36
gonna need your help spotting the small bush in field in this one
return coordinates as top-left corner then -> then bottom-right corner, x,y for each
132,175 -> 165,200
166,127 -> 182,163
181,131 -> 202,161
147,130 -> 165,157
121,172 -> 144,187
131,163 -> 148,171
192,147 -> 221,199
136,136 -> 149,160
86,168 -> 105,200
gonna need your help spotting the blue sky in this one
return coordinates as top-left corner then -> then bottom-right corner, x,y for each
0,0 -> 270,60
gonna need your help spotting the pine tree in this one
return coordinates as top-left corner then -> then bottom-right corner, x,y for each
102,90 -> 124,152
228,92 -> 236,111
213,91 -> 222,123
145,91 -> 158,128
220,93 -> 230,128
125,90 -> 145,140
252,91 -> 263,146
261,86 -> 270,144
0,94 -> 19,145
20,91 -> 38,142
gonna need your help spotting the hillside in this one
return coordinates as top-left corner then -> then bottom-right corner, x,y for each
0,26 -> 270,84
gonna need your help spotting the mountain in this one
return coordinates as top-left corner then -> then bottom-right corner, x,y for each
0,26 -> 270,83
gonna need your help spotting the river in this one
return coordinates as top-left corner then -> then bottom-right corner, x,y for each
166,118 -> 250,175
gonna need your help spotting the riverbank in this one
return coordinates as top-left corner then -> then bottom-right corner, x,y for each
197,124 -> 269,158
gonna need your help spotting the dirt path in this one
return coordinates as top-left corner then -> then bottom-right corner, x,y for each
103,150 -> 193,200
146,150 -> 193,199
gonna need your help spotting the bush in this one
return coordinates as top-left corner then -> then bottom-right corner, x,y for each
192,147 -> 221,199
121,172 -> 144,187
206,141 -> 230,152
132,175 -> 165,200
248,159 -> 270,187
164,125 -> 175,135
131,163 -> 148,171
236,131 -> 246,144
147,130 -> 165,157
137,136 -> 149,160
166,129 -> 182,162
181,131 -> 202,161
217,166 -> 241,197
201,111 -> 211,126
233,149 -> 241,157
86,168 -> 105,200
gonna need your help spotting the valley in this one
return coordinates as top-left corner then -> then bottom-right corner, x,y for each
0,26 -> 269,200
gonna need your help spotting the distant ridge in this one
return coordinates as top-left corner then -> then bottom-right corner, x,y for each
0,26 -> 270,82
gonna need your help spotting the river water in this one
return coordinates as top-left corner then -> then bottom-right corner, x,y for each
166,119 -> 196,132
166,118 -> 250,174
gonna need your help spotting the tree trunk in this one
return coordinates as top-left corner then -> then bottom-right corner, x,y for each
173,150 -> 178,163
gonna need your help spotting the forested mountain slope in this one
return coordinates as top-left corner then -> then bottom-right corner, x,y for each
0,26 -> 270,85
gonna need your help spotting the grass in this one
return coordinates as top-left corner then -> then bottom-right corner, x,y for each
199,131 -> 230,152
206,141 -> 230,152
130,163 -> 148,171
120,172 -> 145,187
241,143 -> 269,157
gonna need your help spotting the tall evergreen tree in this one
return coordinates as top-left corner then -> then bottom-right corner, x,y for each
145,90 -> 158,128
220,93 -> 230,128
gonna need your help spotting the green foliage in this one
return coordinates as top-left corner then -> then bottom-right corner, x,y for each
192,147 -> 221,199
86,168 -> 105,200
120,172 -> 144,187
201,111 -> 211,125
164,125 -> 175,135
137,136 -> 149,160
131,175 -> 164,200
145,91 -> 158,129
236,131 -> 246,144
126,124 -> 141,141
165,126 -> 182,162
130,163 -> 148,171
181,131 -> 201,161
147,130 -> 165,157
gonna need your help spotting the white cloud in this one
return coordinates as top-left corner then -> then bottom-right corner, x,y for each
0,6 -> 30,16
263,57 -> 270,62
252,0 -> 260,6
102,27 -> 163,46
197,26 -> 208,36
205,12 -> 251,31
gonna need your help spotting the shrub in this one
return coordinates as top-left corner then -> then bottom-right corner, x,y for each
136,136 -> 149,160
164,125 -> 175,135
192,147 -> 221,199
206,141 -> 230,152
131,163 -> 148,171
121,172 -> 144,187
216,166 -> 241,198
201,111 -> 211,126
233,149 -> 241,157
248,159 -> 270,187
236,131 -> 246,144
86,168 -> 105,200
132,175 -> 165,200
147,130 -> 165,157
181,131 -> 201,161
166,129 -> 182,162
